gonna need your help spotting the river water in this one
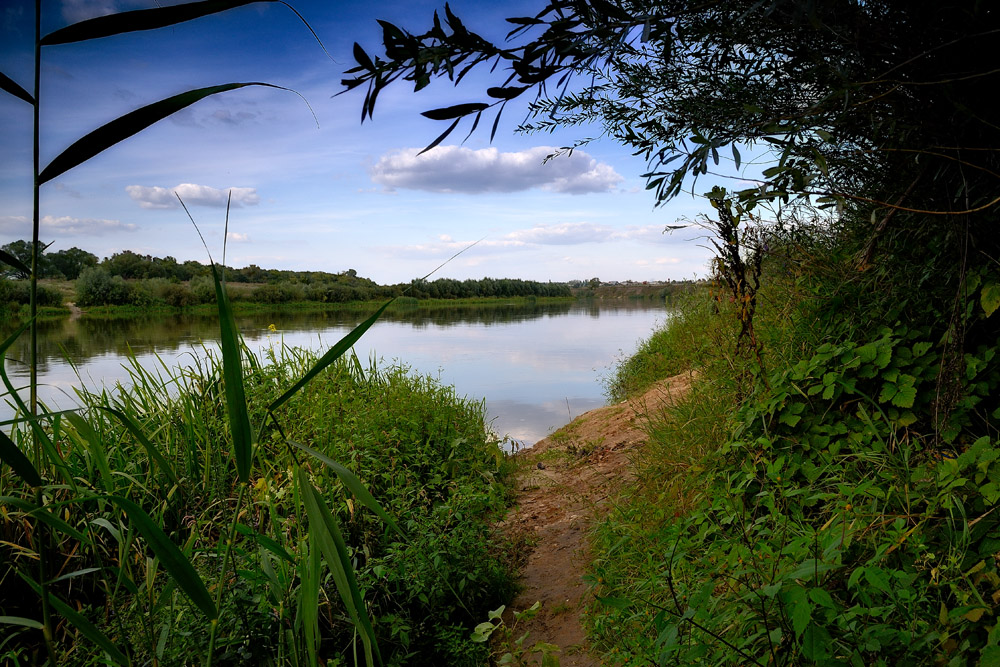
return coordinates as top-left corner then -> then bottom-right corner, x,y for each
2,300 -> 667,446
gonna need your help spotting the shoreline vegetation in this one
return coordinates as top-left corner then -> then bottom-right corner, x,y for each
0,267 -> 689,323
2,343 -> 519,664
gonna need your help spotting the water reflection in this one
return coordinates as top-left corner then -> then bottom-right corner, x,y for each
2,300 -> 667,446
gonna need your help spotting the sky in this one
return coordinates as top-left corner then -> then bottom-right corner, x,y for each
0,0 -> 753,284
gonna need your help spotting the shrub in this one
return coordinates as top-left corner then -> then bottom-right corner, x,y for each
0,278 -> 64,307
75,267 -> 135,306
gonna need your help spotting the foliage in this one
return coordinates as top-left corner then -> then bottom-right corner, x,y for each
0,279 -> 64,308
590,228 -> 1000,664
75,266 -> 145,307
0,346 -> 515,665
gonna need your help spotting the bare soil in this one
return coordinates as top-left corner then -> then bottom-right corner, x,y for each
499,372 -> 694,665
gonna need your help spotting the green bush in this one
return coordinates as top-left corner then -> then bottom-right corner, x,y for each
251,282 -> 306,304
0,279 -> 63,307
75,266 -> 138,306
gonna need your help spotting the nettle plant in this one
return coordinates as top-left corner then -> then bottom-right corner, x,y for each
0,2 -> 402,665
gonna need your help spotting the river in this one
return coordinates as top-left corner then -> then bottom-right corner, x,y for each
2,300 -> 667,446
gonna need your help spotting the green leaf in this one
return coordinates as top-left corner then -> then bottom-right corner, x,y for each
874,343 -> 893,369
233,523 -> 294,563
96,406 -> 178,486
864,566 -> 892,595
288,440 -> 405,539
298,475 -> 380,666
982,282 -> 1000,317
856,342 -> 877,363
353,42 -> 375,71
0,496 -> 89,543
595,595 -> 632,610
0,615 -> 44,630
41,0 -> 271,45
0,71 -> 33,105
20,576 -> 129,665
892,385 -> 917,408
64,413 -> 112,491
0,249 -> 31,277
487,86 -> 528,100
801,622 -> 832,661
211,262 -> 252,483
106,496 -> 216,620
421,102 -> 490,121
0,428 -> 42,486
267,299 -> 393,413
878,382 -> 897,404
808,587 -> 836,609
39,82 -> 291,184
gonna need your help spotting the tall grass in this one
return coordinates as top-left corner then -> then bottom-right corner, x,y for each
1,339 -> 516,664
589,227 -> 1000,664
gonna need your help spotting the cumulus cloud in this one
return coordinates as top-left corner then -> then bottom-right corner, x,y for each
227,232 -> 250,243
0,215 -> 137,236
126,183 -> 260,209
370,146 -> 623,195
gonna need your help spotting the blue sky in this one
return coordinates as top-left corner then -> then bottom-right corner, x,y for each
0,0 -> 746,284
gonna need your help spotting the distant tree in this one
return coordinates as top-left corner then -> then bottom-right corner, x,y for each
48,247 -> 98,280
2,239 -> 51,279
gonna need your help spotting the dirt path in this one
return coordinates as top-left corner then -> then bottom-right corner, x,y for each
500,372 -> 694,665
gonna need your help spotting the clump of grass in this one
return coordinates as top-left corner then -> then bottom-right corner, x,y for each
1,343 -> 516,664
604,286 -> 730,401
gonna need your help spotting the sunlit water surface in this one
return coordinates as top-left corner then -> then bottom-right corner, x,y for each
2,300 -> 667,447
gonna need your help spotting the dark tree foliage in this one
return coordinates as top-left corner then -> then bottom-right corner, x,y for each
346,0 -> 999,276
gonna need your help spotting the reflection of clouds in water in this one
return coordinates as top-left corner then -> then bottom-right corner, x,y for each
3,304 -> 667,435
488,397 -> 605,447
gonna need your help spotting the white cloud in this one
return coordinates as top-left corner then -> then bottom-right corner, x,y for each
0,215 -> 136,236
370,146 -> 623,195
227,232 -> 250,242
126,184 -> 260,209
381,222 -> 677,259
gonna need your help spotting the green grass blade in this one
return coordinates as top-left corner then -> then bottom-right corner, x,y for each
97,406 -> 179,487
300,528 -> 321,667
211,262 -> 253,483
267,299 -> 395,413
106,495 -> 217,621
20,574 -> 129,665
0,428 -> 43,487
0,71 -> 34,105
0,248 -> 32,275
288,440 -> 405,541
299,475 -> 380,666
38,82 -> 292,184
0,496 -> 89,544
233,523 -> 295,563
40,0 -> 271,45
0,616 -> 44,630
0,322 -> 68,482
64,413 -> 113,491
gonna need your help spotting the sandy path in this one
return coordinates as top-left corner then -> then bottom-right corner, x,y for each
499,372 -> 694,665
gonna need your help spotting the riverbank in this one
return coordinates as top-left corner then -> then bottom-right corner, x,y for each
1,294 -> 578,321
0,345 -> 518,664
568,250 -> 1000,664
494,372 -> 694,665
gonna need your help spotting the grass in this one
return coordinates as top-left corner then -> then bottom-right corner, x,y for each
1,341 -> 517,665
587,240 -> 1000,665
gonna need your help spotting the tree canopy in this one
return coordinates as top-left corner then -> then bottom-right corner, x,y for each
346,0 -> 999,253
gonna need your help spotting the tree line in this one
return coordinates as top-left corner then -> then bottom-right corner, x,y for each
0,240 -> 571,308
